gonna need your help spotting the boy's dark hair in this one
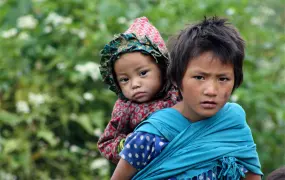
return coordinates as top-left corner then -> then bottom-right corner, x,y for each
168,16 -> 245,92
267,167 -> 285,180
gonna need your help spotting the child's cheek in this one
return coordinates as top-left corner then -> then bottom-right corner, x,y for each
223,92 -> 231,100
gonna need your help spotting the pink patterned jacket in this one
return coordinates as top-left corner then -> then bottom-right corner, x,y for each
97,88 -> 179,164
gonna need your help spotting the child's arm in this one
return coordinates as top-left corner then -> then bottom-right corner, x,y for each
111,131 -> 169,180
97,99 -> 131,164
243,172 -> 261,180
98,91 -> 177,164
111,159 -> 137,180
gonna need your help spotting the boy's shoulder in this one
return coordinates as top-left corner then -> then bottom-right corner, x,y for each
223,102 -> 247,126
226,102 -> 245,116
148,107 -> 177,118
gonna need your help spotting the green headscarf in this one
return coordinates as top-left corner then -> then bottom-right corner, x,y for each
99,33 -> 170,100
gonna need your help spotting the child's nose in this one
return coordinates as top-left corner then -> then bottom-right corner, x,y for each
203,82 -> 218,96
131,78 -> 141,89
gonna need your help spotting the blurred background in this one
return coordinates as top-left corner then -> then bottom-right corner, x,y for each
0,0 -> 284,179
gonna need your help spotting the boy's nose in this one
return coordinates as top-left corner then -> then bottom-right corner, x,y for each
203,82 -> 218,96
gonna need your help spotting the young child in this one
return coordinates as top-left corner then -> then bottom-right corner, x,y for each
97,17 -> 179,164
111,17 -> 263,180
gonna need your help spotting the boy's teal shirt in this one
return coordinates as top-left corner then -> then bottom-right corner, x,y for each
133,102 -> 263,179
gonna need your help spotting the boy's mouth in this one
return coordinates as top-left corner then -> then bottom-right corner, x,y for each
200,101 -> 217,109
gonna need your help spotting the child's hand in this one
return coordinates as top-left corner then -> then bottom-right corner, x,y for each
117,133 -> 133,153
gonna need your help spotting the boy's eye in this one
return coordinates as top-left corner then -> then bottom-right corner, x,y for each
119,77 -> 129,83
140,70 -> 148,76
193,76 -> 204,80
219,77 -> 229,82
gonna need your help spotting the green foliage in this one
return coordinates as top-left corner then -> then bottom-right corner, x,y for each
0,0 -> 284,179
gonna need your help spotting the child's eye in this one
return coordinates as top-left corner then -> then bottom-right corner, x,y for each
193,76 -> 204,80
219,77 -> 229,82
119,77 -> 129,83
139,70 -> 148,76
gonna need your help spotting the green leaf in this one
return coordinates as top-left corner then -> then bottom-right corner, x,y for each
37,129 -> 58,147
3,139 -> 20,154
73,114 -> 94,135
0,110 -> 22,126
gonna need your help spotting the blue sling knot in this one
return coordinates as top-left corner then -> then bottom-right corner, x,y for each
218,157 -> 245,179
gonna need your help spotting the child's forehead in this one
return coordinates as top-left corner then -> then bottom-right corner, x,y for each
115,52 -> 155,69
119,51 -> 148,58
117,52 -> 154,63
188,51 -> 234,66
186,52 -> 234,72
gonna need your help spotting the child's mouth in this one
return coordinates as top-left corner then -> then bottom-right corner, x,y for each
201,101 -> 217,109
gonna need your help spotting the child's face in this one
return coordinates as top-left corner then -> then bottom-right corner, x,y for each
179,51 -> 234,122
114,52 -> 162,103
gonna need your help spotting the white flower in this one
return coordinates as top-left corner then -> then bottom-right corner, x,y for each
74,65 -> 87,74
18,32 -> 29,40
226,8 -> 235,16
117,17 -> 127,24
17,15 -> 38,29
45,45 -> 56,55
64,17 -> 72,24
45,12 -> 72,27
264,120 -> 274,130
71,28 -> 86,39
260,6 -> 275,16
59,27 -> 67,33
28,93 -> 45,106
263,42 -> 273,49
44,26 -> 52,33
258,59 -> 271,69
83,92 -> 94,101
250,17 -> 264,26
70,113 -> 78,120
0,171 -> 16,180
90,158 -> 109,170
16,101 -> 30,114
198,2 -> 206,9
70,145 -> 80,152
231,95 -> 239,102
77,30 -> 86,39
1,28 -> 17,39
98,22 -> 106,31
0,0 -> 7,6
94,128 -> 102,137
56,63 -> 66,70
74,62 -> 101,81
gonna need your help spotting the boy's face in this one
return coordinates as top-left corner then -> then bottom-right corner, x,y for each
179,51 -> 234,122
114,52 -> 162,103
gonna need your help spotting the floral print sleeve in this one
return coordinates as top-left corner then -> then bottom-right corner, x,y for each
97,99 -> 131,164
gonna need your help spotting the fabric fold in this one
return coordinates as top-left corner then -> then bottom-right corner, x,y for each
133,103 -> 262,179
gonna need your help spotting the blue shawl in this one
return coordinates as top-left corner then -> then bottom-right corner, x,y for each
133,102 -> 263,180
